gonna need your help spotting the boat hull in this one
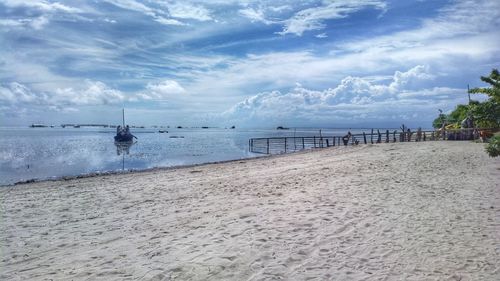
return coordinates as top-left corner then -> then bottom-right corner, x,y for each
114,134 -> 134,142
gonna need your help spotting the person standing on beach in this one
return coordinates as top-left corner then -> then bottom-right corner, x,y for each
342,131 -> 352,146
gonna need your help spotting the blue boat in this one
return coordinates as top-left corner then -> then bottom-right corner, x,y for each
114,109 -> 136,143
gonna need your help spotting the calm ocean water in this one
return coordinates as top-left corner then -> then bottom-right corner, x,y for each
0,127 -> 365,186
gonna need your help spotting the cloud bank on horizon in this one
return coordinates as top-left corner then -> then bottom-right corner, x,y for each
0,0 -> 499,127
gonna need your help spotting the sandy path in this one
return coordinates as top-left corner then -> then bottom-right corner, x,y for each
1,141 -> 499,280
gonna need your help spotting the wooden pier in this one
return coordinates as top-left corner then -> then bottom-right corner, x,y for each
249,128 -> 488,154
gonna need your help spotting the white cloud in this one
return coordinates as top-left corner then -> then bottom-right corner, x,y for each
0,82 -> 45,104
55,81 -> 125,106
0,0 -> 83,30
154,16 -> 185,26
389,65 -> 434,91
178,0 -> 498,101
278,0 -> 386,36
141,80 -> 186,100
166,2 -> 213,21
0,16 -> 49,30
223,66 -> 463,126
239,8 -> 275,25
1,0 -> 82,13
237,1 -> 386,36
1,0 -> 497,126
30,16 -> 49,30
103,0 -> 157,17
103,18 -> 117,24
340,0 -> 500,54
103,0 -> 192,26
0,19 -> 24,28
0,81 -> 125,110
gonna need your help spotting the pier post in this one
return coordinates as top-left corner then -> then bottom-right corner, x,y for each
386,130 -> 389,143
302,138 -> 305,149
393,130 -> 397,142
313,136 -> 316,148
284,138 -> 287,153
326,139 -> 329,147
363,132 -> 367,144
371,129 -> 374,144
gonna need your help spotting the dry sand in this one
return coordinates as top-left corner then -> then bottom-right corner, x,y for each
1,141 -> 499,280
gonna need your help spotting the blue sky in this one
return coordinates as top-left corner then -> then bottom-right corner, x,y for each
0,0 -> 499,128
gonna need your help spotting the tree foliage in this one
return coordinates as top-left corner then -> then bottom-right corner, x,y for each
470,99 -> 500,128
469,69 -> 500,103
432,112 -> 447,128
431,103 -> 476,129
432,69 -> 499,129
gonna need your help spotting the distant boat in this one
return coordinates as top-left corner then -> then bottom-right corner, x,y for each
30,123 -> 47,128
276,126 -> 289,130
158,130 -> 168,133
114,109 -> 136,143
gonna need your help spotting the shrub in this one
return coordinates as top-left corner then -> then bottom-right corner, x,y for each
485,135 -> 500,157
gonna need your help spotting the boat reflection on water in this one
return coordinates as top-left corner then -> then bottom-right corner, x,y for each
114,141 -> 136,170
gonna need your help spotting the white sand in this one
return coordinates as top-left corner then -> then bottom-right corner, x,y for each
1,141 -> 499,280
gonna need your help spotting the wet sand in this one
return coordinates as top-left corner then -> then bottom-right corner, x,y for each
1,141 -> 499,280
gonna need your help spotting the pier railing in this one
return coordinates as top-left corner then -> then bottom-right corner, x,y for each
249,128 -> 492,154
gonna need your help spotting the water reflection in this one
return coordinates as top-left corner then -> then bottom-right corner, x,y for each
1,127 -> 367,185
114,141 -> 135,170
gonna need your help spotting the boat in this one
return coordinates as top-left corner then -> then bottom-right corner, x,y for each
276,126 -> 290,130
114,109 -> 136,143
30,123 -> 47,128
158,130 -> 168,133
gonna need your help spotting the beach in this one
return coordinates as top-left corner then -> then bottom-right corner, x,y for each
1,141 -> 499,280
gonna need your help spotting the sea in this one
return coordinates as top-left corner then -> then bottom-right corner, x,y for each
0,126 -> 371,186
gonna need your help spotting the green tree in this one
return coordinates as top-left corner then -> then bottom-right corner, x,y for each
468,69 -> 500,129
448,104 -> 469,123
432,110 -> 447,128
431,103 -> 479,129
433,69 -> 500,129
470,99 -> 500,128
469,69 -> 500,102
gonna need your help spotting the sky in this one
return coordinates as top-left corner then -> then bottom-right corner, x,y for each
0,0 -> 499,128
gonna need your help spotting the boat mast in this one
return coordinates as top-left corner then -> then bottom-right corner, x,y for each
122,108 -> 125,127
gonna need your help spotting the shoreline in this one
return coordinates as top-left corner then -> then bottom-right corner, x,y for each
6,138 -> 445,187
1,141 -> 499,280
7,144 -> 357,187
8,154 -> 269,187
